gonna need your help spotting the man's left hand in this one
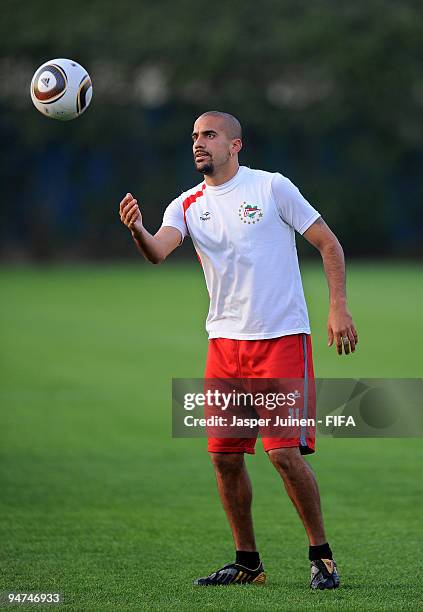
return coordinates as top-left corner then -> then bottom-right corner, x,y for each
327,304 -> 358,355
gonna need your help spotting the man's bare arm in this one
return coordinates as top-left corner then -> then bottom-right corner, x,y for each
119,192 -> 182,264
303,217 -> 358,355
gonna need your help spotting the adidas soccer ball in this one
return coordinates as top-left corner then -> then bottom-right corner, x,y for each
30,58 -> 92,121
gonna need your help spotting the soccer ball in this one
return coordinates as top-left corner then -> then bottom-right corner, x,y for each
30,58 -> 92,121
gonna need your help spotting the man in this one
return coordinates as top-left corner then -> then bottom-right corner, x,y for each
119,111 -> 358,590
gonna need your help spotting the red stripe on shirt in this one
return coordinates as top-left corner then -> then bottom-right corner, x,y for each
183,183 -> 206,226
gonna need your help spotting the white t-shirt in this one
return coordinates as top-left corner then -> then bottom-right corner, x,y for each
161,166 -> 320,340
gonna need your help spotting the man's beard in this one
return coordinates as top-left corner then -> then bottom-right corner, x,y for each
195,159 -> 214,175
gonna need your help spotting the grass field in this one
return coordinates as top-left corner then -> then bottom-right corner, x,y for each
0,262 -> 422,611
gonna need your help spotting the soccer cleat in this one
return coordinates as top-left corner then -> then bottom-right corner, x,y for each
310,558 -> 340,590
193,562 -> 266,586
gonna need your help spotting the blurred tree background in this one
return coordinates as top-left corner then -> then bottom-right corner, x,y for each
1,0 -> 422,260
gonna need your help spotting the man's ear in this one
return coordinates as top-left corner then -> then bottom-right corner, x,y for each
232,138 -> 242,155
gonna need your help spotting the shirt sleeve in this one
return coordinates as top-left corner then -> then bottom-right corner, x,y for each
271,173 -> 321,235
161,195 -> 187,243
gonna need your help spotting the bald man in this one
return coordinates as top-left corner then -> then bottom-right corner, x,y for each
119,111 -> 358,590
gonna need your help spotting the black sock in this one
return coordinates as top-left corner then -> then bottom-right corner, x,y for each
309,543 -> 333,561
236,550 -> 260,569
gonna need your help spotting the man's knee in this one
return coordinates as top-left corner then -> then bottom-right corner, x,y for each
268,447 -> 302,474
209,452 -> 245,475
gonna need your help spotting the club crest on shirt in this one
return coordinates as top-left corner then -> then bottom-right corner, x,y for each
238,202 -> 263,224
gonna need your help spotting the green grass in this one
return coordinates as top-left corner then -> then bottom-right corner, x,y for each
0,262 -> 422,611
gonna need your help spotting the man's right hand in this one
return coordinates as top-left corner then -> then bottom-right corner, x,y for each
119,193 -> 143,234
119,192 -> 182,264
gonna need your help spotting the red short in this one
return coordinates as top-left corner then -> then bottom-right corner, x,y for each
204,334 -> 315,455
